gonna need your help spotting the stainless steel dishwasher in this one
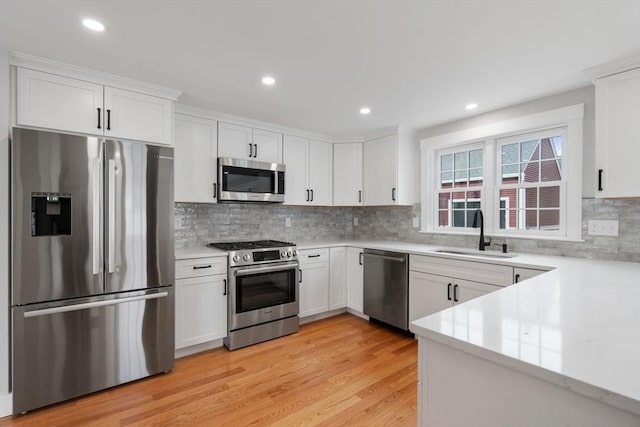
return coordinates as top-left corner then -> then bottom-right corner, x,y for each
363,249 -> 409,331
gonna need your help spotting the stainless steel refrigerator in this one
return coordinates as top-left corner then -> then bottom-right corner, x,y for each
10,127 -> 175,414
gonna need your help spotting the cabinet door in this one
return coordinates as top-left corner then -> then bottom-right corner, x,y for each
175,275 -> 227,349
253,128 -> 283,163
595,68 -> 640,197
283,135 -> 309,205
103,87 -> 173,145
453,279 -> 500,305
347,247 -> 364,313
329,247 -> 347,310
513,267 -> 546,284
309,140 -> 333,206
363,134 -> 398,205
16,68 -> 104,135
218,122 -> 253,159
174,114 -> 217,203
409,271 -> 452,322
299,262 -> 330,317
334,142 -> 363,206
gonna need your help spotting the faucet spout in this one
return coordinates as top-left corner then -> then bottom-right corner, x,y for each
472,209 -> 491,251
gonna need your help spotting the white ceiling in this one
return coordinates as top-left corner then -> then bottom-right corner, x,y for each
0,0 -> 639,137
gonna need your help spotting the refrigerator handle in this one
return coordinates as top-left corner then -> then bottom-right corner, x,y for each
107,159 -> 116,273
23,292 -> 169,318
92,158 -> 101,275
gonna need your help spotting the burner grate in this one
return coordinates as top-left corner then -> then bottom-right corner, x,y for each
208,240 -> 295,251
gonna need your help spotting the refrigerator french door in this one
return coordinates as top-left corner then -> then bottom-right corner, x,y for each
11,128 -> 175,414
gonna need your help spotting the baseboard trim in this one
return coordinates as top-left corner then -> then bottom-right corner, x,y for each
347,308 -> 369,320
174,339 -> 224,359
300,308 -> 347,325
0,392 -> 12,417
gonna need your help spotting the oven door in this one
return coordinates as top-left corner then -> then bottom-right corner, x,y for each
229,261 -> 299,331
218,157 -> 285,203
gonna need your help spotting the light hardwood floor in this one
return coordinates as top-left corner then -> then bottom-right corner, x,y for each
0,314 -> 417,426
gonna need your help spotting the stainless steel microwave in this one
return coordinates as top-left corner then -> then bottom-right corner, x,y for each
218,157 -> 285,203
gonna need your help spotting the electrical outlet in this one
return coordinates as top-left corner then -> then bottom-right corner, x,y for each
413,217 -> 420,228
353,216 -> 359,226
588,220 -> 618,236
285,218 -> 291,227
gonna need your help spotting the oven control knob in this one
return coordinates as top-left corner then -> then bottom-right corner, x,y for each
287,250 -> 293,257
233,255 -> 240,262
292,250 -> 297,256
280,250 -> 287,258
243,254 -> 251,261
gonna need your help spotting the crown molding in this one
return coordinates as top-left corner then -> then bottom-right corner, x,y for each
9,51 -> 182,100
584,54 -> 640,82
363,126 -> 399,141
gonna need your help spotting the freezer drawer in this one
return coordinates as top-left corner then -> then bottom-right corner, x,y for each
12,288 -> 174,414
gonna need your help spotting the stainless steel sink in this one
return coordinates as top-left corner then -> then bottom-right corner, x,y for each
434,249 -> 517,259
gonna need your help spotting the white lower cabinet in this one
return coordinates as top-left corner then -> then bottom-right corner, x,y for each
299,249 -> 330,317
347,247 -> 364,313
175,257 -> 227,350
513,267 -> 547,283
329,247 -> 347,310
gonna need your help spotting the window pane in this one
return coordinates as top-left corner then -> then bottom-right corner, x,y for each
524,187 -> 537,209
441,154 -> 453,172
521,140 -> 539,161
551,136 -> 563,158
469,168 -> 483,180
502,143 -> 518,165
499,209 -> 506,229
469,149 -> 483,168
502,165 -> 519,184
453,210 -> 465,227
540,186 -> 560,208
453,191 -> 465,200
541,160 -> 561,182
540,209 -> 560,230
454,170 -> 468,183
454,152 -> 468,170
521,162 -> 539,183
525,210 -> 537,229
439,210 -> 448,227
452,201 -> 465,209
441,172 -> 453,186
467,190 -> 481,200
439,192 -> 450,209
540,138 -> 559,160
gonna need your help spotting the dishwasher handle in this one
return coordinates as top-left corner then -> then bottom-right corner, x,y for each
363,253 -> 406,263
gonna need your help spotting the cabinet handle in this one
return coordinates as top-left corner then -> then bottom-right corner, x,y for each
392,187 -> 396,202
213,183 -> 217,199
453,284 -> 459,302
308,254 -> 321,258
515,273 -> 520,283
359,252 -> 363,266
299,269 -> 303,283
598,169 -> 603,192
97,107 -> 102,129
254,143 -> 258,158
306,189 -> 310,202
248,143 -> 253,158
106,109 -> 111,130
223,279 -> 227,296
358,190 -> 362,203
310,189 -> 314,202
447,283 -> 452,301
193,264 -> 212,270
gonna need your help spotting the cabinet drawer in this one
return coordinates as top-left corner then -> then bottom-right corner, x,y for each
410,254 -> 512,287
299,248 -> 330,264
176,257 -> 227,279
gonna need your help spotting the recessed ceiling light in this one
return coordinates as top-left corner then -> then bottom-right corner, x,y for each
262,76 -> 276,86
465,103 -> 478,110
82,18 -> 105,32
360,107 -> 371,115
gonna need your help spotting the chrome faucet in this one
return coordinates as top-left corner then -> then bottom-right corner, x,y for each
472,209 -> 491,251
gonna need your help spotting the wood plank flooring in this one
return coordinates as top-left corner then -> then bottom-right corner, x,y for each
0,314 -> 417,426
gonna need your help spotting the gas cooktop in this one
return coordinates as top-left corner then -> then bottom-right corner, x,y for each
207,240 -> 295,251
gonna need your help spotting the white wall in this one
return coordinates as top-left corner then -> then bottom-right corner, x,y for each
416,86 -> 596,198
0,48 -> 10,414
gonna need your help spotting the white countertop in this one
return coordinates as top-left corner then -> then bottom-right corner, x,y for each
175,245 -> 227,260
176,239 -> 640,415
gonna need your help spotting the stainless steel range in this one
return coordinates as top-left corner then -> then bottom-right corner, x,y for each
208,240 -> 299,350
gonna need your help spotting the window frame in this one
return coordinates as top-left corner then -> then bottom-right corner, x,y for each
420,104 -> 584,242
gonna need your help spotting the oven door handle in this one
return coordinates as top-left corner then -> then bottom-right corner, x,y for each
233,262 -> 299,277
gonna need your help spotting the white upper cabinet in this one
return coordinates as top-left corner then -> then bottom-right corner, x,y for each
103,87 -> 173,145
174,114 -> 218,203
218,122 -> 282,163
283,135 -> 333,205
16,68 -> 104,136
363,130 -> 416,206
333,142 -> 363,206
595,67 -> 640,198
15,67 -> 174,145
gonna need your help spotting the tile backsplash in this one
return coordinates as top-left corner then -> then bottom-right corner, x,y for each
175,198 -> 640,262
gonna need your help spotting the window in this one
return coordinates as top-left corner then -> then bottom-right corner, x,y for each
420,104 -> 584,241
497,128 -> 565,235
437,146 -> 483,229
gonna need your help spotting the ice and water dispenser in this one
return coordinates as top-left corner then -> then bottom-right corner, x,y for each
31,192 -> 72,236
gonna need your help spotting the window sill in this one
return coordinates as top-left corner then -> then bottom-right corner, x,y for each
419,229 -> 585,243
